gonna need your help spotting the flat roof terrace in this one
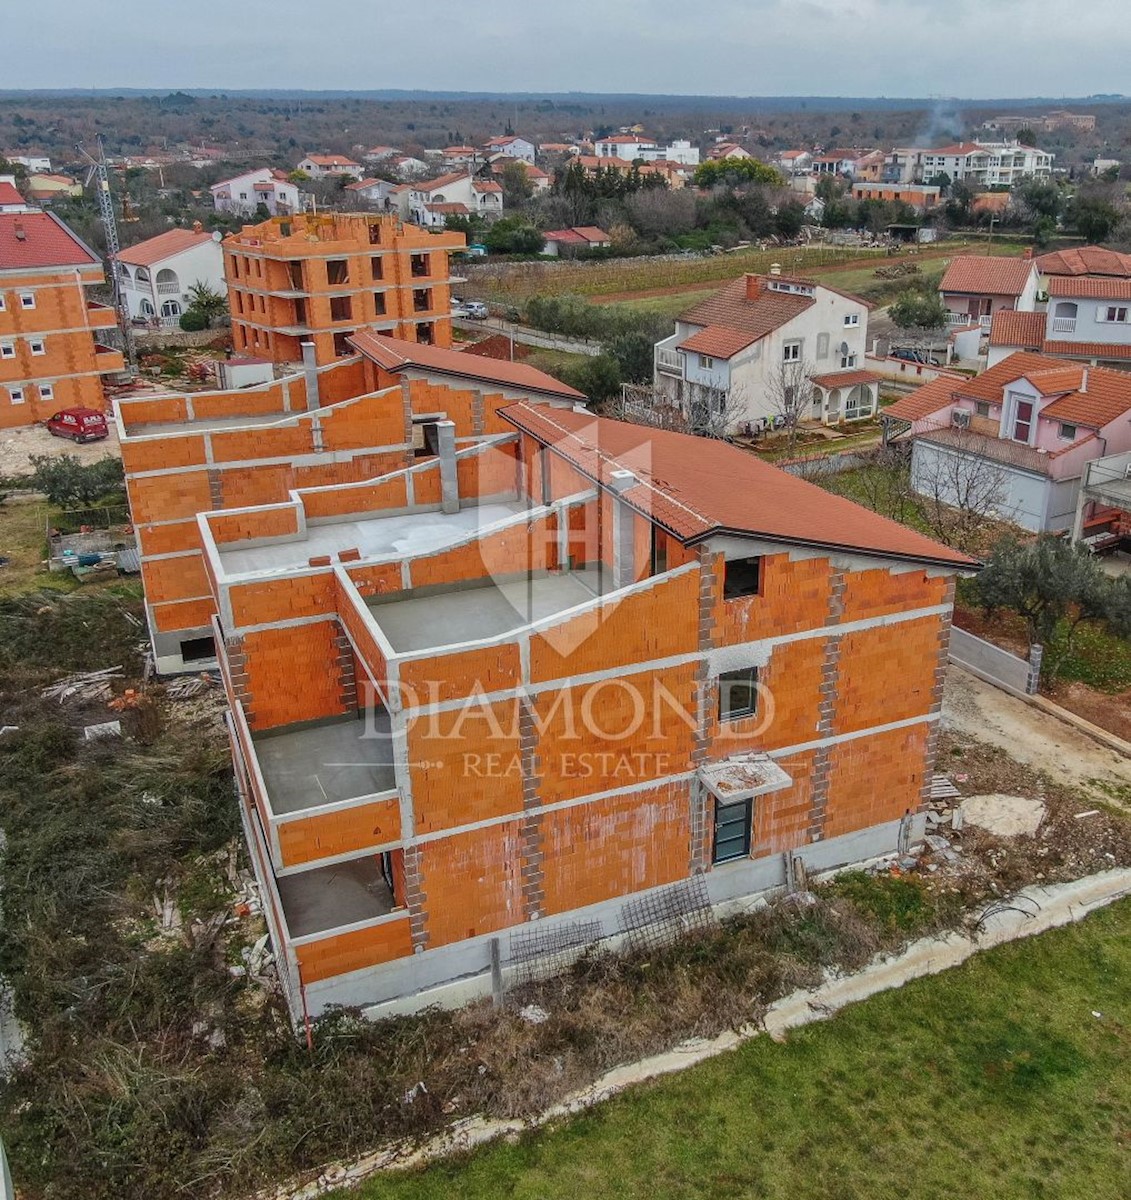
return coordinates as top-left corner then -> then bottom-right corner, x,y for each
218,500 -> 527,577
367,568 -> 608,654
252,711 -> 395,815
125,411 -> 294,438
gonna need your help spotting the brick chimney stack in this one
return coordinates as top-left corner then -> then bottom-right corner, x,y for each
745,273 -> 766,301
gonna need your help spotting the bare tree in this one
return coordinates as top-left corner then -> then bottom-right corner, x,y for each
764,358 -> 816,455
613,380 -> 746,440
913,434 -> 1010,552
852,443 -> 916,523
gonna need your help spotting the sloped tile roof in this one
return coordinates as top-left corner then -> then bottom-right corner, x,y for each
882,376 -> 958,422
1042,340 -> 1131,361
988,310 -> 1046,349
808,368 -> 882,389
916,426 -> 1052,475
0,210 -> 100,270
348,331 -> 584,400
0,181 -> 25,206
118,227 -> 215,267
1036,245 -> 1131,278
1047,275 -> 1131,300
940,255 -> 1036,297
500,402 -> 976,568
679,276 -> 814,341
679,325 -> 760,358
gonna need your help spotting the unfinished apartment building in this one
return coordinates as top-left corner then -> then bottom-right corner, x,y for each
224,212 -> 465,366
120,336 -> 974,1021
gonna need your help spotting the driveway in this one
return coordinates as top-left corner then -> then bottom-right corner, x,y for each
0,422 -> 120,478
453,316 -> 601,357
942,665 -> 1131,807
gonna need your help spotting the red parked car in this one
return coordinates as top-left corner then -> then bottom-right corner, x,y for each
45,407 -> 109,444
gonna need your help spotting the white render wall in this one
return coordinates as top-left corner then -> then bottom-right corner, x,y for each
120,239 -> 225,323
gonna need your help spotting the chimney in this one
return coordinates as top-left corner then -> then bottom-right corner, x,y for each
192,220 -> 203,233
1081,367 -> 1088,393
745,273 -> 766,301
1023,247 -> 1033,259
769,262 -> 782,276
14,221 -> 25,241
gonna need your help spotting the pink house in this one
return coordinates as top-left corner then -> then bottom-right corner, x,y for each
885,351 -> 1131,533
939,255 -> 1041,330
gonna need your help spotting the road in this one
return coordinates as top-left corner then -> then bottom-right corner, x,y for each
453,316 -> 601,357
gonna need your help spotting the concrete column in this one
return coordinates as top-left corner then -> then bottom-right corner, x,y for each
300,341 -> 320,411
609,469 -> 637,590
436,419 -> 459,515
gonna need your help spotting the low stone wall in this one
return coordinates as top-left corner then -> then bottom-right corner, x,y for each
949,627 -> 1041,695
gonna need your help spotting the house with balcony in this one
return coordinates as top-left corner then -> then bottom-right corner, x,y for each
939,255 -> 1040,332
118,226 -> 225,327
211,168 -> 306,218
483,135 -> 536,163
297,154 -> 362,180
888,351 -> 1131,533
408,172 -> 503,227
594,134 -> 658,161
121,344 -> 971,1021
987,275 -> 1131,370
652,272 -> 879,433
1036,244 -> 1131,283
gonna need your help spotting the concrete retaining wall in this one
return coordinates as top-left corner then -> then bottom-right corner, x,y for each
949,627 -> 1041,695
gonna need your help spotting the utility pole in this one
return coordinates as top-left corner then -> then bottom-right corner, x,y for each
77,137 -> 136,370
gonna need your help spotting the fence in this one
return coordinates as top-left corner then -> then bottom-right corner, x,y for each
949,627 -> 1042,695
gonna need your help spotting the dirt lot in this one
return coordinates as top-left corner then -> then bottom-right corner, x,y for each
942,665 -> 1131,808
0,421 -> 121,478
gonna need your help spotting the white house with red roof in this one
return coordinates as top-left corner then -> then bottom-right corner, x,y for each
652,272 -> 877,432
541,226 -> 612,256
210,168 -> 306,218
886,351 -> 1131,533
117,225 -> 225,326
483,135 -> 536,164
296,153 -> 362,179
0,176 -> 31,213
408,172 -> 503,227
939,254 -> 1041,330
886,140 -> 1052,186
593,134 -> 657,161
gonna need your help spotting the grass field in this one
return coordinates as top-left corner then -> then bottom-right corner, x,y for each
346,900 -> 1131,1200
0,499 -> 73,598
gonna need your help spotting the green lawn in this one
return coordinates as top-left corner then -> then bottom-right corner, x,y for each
347,901 -> 1131,1200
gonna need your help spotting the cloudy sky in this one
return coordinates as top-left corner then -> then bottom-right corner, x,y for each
6,0 -> 1127,96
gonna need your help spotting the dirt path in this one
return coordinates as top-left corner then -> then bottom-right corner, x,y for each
942,665 -> 1131,808
0,422 -> 120,477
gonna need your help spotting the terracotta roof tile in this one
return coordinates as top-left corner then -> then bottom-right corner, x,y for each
1047,275 -> 1131,300
940,255 -> 1036,297
679,276 -> 813,341
1036,245 -> 1131,278
348,331 -> 584,400
916,426 -> 1052,474
679,325 -> 760,358
1041,339 -> 1131,361
808,368 -> 882,389
0,181 -> 25,206
415,170 -> 472,193
500,403 -> 975,568
882,376 -> 957,422
988,310 -> 1046,349
118,227 -> 214,267
0,210 -> 100,271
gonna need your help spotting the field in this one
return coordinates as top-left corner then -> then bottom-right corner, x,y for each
348,900 -> 1131,1200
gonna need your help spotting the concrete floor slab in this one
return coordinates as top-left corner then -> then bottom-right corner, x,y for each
368,569 -> 607,653
277,856 -> 394,938
253,712 -> 395,814
219,501 -> 525,577
127,411 -> 292,438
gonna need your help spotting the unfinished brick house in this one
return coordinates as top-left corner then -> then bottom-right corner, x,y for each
146,367 -> 975,1021
223,212 -> 465,366
116,337 -> 586,673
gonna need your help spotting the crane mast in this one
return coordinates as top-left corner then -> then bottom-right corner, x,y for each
77,139 -> 136,370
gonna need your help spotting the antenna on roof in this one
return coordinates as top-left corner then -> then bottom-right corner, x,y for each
77,136 -> 135,371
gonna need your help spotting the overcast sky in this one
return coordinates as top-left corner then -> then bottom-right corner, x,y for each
6,0 -> 1128,97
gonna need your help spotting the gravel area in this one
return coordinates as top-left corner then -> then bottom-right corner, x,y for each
0,422 -> 121,478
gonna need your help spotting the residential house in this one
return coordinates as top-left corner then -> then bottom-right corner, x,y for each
388,155 -> 429,178
594,135 -> 657,161
639,140 -> 701,166
889,350 -> 1131,532
488,159 -> 552,194
541,226 -> 612,256
887,141 -> 1053,186
344,178 -> 413,214
1093,158 -> 1121,177
1036,244 -> 1131,283
363,146 -> 400,163
539,142 -> 580,156
851,182 -> 940,210
639,160 -> 694,188
939,255 -> 1040,331
483,135 -> 536,164
118,226 -> 226,327
297,154 -> 363,179
211,168 -> 305,217
25,173 -> 82,204
408,172 -> 503,227
0,177 -> 31,213
118,338 -> 971,1020
0,207 -> 123,428
224,212 -> 465,366
3,153 -> 51,173
991,276 -> 1131,370
708,142 -> 752,161
777,150 -> 813,175
574,155 -> 640,178
652,272 -> 878,432
441,146 -> 481,168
